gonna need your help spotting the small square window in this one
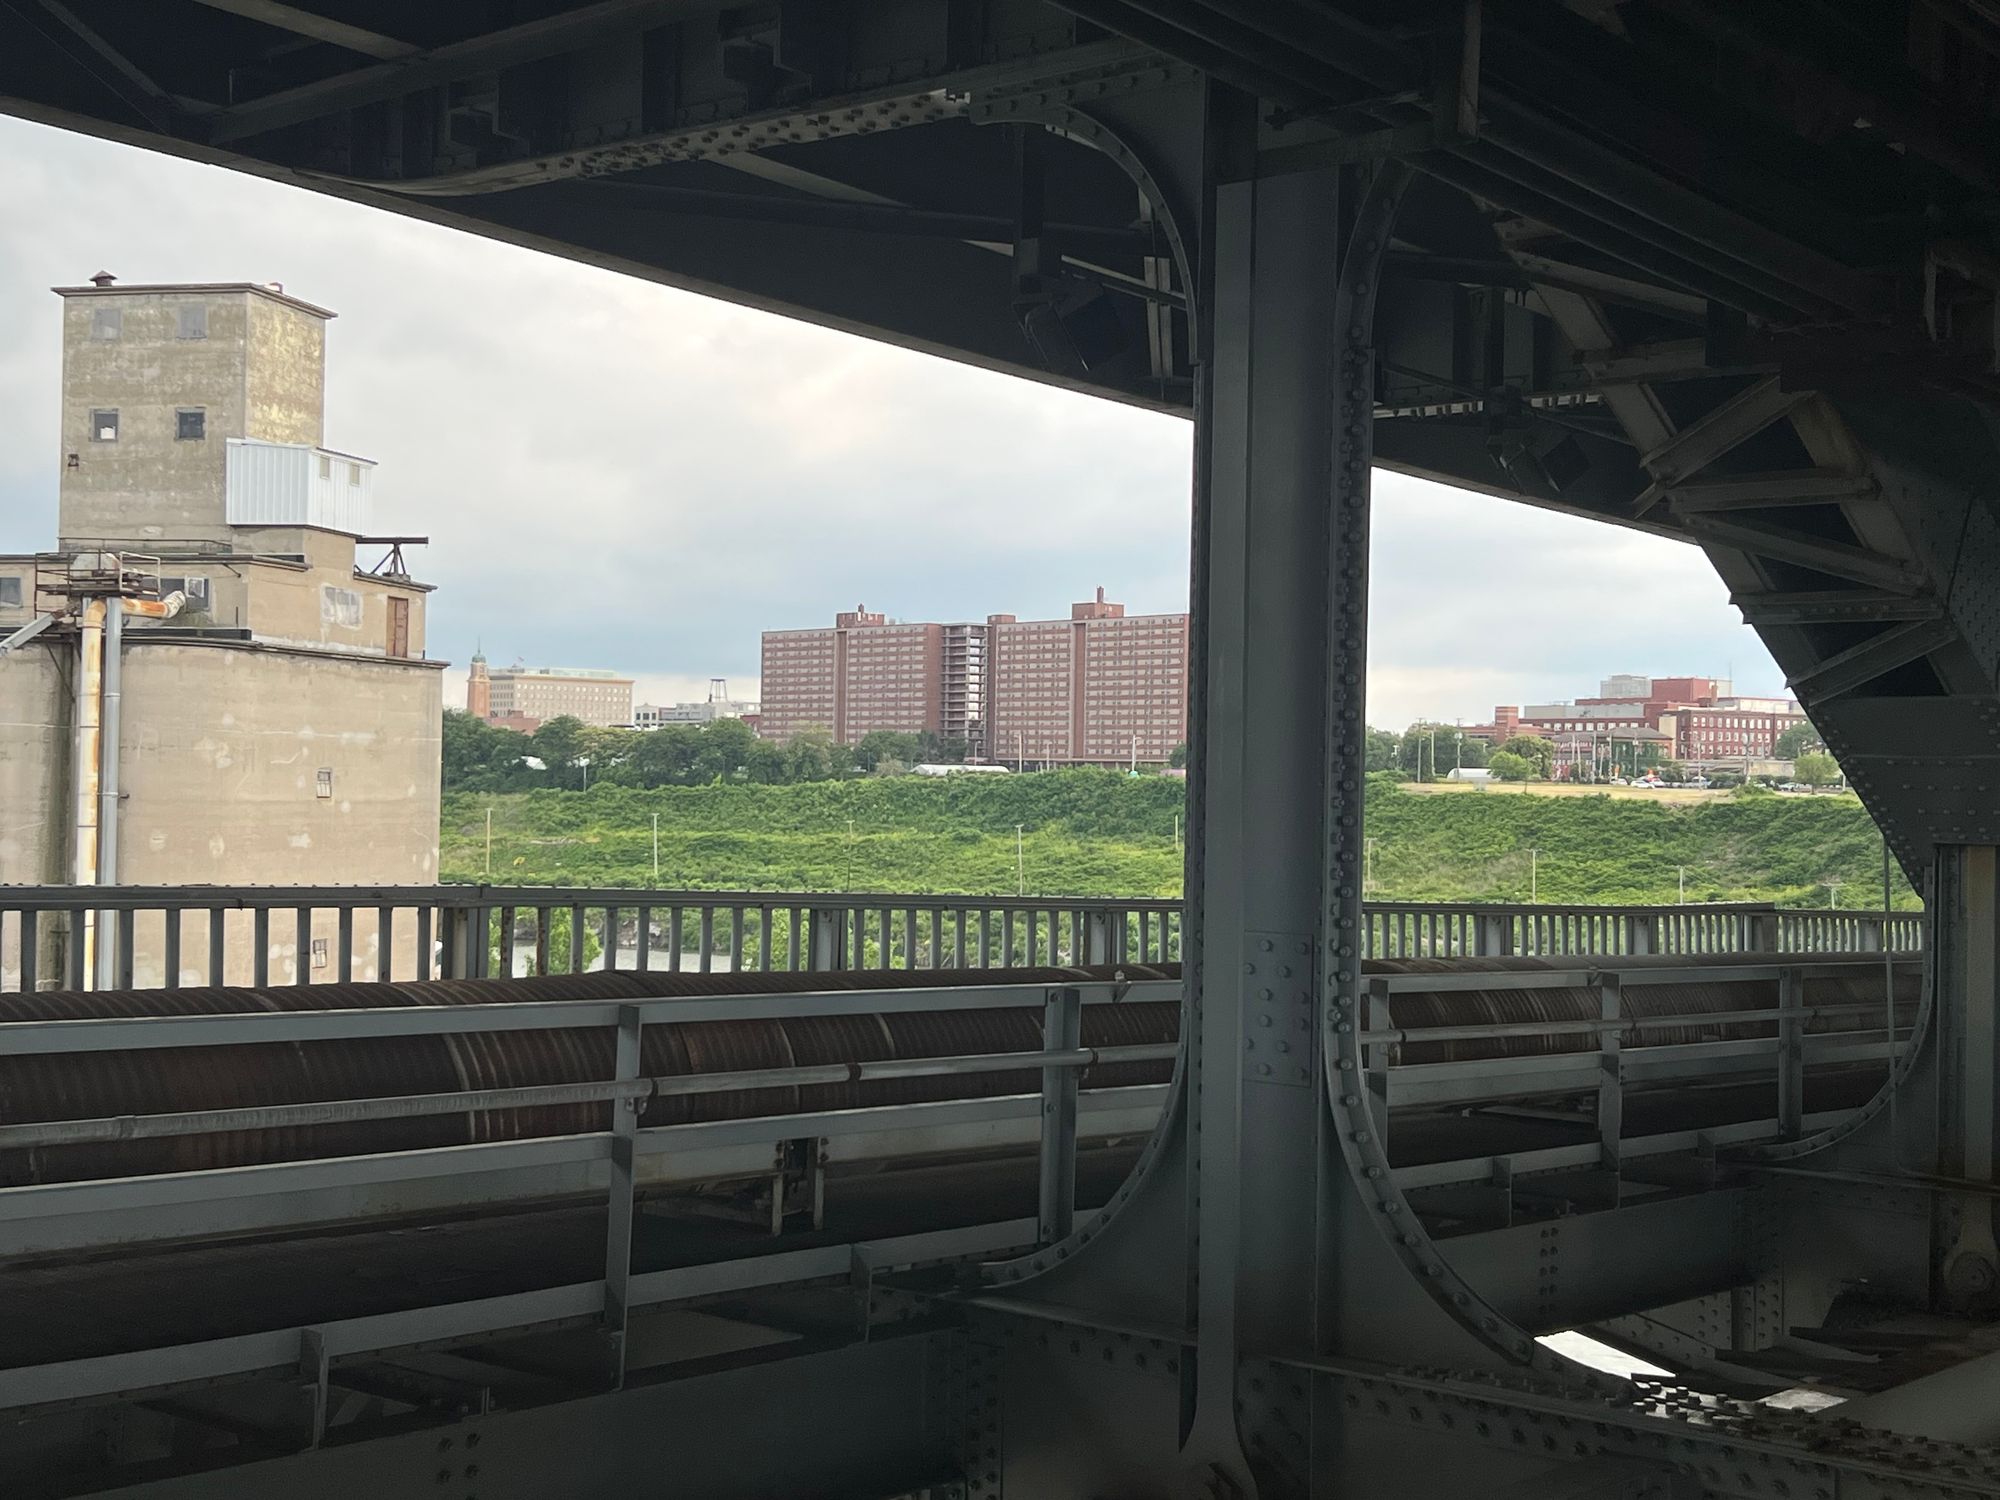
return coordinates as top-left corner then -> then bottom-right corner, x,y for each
0,578 -> 22,608
177,303 -> 207,340
175,408 -> 205,441
347,461 -> 362,486
315,768 -> 334,798
317,454 -> 332,480
90,409 -> 118,442
91,307 -> 121,340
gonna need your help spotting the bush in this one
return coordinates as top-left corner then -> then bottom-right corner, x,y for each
1488,751 -> 1533,781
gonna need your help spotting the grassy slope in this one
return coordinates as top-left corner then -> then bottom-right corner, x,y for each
440,772 -> 1917,907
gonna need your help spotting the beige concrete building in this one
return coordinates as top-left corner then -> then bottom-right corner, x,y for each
0,275 -> 443,988
484,664 -> 633,729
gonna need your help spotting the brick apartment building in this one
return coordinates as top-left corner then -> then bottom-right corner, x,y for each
759,589 -> 1188,765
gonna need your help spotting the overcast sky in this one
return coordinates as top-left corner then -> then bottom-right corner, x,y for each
0,114 -> 1785,728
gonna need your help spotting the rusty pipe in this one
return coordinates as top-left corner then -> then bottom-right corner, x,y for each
69,598 -> 105,987
94,591 -> 181,989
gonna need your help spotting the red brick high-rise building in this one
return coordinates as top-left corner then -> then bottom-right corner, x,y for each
758,589 -> 1189,765
760,606 -> 941,745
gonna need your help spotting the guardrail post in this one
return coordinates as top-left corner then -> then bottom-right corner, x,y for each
1037,986 -> 1082,1245
1859,916 -> 1885,953
1749,907 -> 1782,954
438,906 -> 471,979
299,1328 -> 328,1449
603,1004 -> 643,1387
1364,977 -> 1395,1141
1475,913 -> 1512,957
1628,913 -> 1656,955
1082,910 -> 1120,966
1777,967 -> 1805,1140
807,906 -> 843,970
1597,971 -> 1623,1188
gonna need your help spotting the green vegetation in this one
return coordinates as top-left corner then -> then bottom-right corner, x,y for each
443,772 -> 1915,909
443,710 -> 976,795
443,769 -> 1187,896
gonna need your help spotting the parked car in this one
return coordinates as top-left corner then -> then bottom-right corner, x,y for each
1634,773 -> 1665,788
1685,775 -> 1712,788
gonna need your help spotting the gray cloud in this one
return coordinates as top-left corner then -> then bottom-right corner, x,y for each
0,116 -> 1782,732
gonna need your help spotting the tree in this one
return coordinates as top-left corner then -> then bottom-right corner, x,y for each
694,716 -> 756,783
1496,735 -> 1554,779
627,723 -> 701,787
915,730 -> 967,765
1364,727 -> 1400,772
1399,724 -> 1445,779
744,738 -> 790,785
787,725 -> 838,782
531,716 -> 589,789
1168,742 -> 1189,770
855,729 -> 923,773
1794,751 -> 1839,786
1488,750 -> 1533,781
441,709 -> 536,792
1776,721 -> 1824,759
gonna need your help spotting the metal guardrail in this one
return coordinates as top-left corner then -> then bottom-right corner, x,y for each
0,958 -> 1911,1413
0,885 -> 1924,991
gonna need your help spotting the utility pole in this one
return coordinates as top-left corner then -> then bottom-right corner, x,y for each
1364,836 -> 1378,895
846,818 -> 856,893
1827,882 -> 1841,909
1530,847 -> 1539,904
1678,865 -> 1686,905
651,812 -> 659,885
1173,811 -> 1182,855
1016,823 -> 1026,896
485,807 -> 493,877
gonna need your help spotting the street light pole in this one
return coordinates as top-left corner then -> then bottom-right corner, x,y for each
846,818 -> 856,893
485,807 -> 493,878
651,812 -> 659,885
1530,847 -> 1539,904
1016,823 -> 1026,896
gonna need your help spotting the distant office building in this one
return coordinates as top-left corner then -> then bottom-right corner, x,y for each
1461,674 -> 1804,769
759,589 -> 1188,766
0,274 -> 441,987
633,679 -> 757,728
486,663 -> 632,728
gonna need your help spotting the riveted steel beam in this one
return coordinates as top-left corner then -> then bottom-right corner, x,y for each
1640,377 -> 1811,487
1685,514 -> 1927,592
184,0 -> 418,60
1670,469 -> 1881,512
1788,617 -> 1962,701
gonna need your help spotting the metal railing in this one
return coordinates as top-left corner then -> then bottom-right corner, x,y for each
0,885 -> 1924,992
0,956 -> 1913,1414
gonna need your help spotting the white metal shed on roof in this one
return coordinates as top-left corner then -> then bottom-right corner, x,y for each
225,438 -> 375,534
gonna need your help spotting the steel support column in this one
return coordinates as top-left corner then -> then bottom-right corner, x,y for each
1937,845 -> 2000,1310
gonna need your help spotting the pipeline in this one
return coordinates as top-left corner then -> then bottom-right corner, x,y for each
0,956 -> 1917,1188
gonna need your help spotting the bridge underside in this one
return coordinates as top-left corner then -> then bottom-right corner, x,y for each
8,2 -> 2000,1495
